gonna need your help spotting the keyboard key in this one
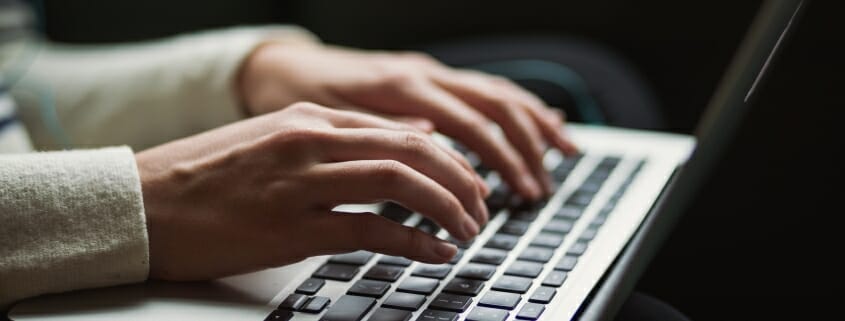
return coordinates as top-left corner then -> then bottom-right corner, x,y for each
412,264 -> 452,279
419,309 -> 458,321
314,263 -> 360,281
516,302 -> 545,320
528,286 -> 556,304
320,295 -> 376,321
443,278 -> 485,296
579,227 -> 599,241
591,215 -> 608,227
296,277 -> 326,295
456,263 -> 497,281
485,234 -> 520,250
498,220 -> 531,235
278,293 -> 308,310
381,202 -> 413,223
552,166 -> 573,182
446,236 -> 475,249
485,185 -> 511,214
382,292 -> 426,311
505,261 -> 544,278
379,256 -> 413,267
330,251 -> 375,265
541,271 -> 568,287
542,219 -> 573,234
590,165 -> 613,179
565,191 -> 594,207
530,232 -> 564,248
396,276 -> 440,295
598,203 -> 616,216
348,279 -> 391,298
429,293 -> 473,312
579,179 -> 604,194
302,296 -> 331,313
467,306 -> 509,321
600,156 -> 622,168
416,218 -> 441,235
448,248 -> 465,265
471,248 -> 508,265
363,265 -> 405,282
555,206 -> 582,220
554,255 -> 578,271
265,309 -> 293,321
518,247 -> 554,263
367,307 -> 411,321
567,241 -> 590,256
509,209 -> 540,222
478,291 -> 522,310
491,275 -> 533,294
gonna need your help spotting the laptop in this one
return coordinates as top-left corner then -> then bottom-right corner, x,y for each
7,1 -> 805,320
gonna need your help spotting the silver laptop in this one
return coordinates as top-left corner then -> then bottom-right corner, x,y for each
7,1 -> 804,320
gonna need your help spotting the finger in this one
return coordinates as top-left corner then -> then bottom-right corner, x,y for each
440,144 -> 491,201
398,82 -> 543,199
313,128 -> 488,224
320,109 -> 489,205
431,72 -> 552,194
306,159 -> 480,241
488,77 -> 580,155
525,106 -> 580,156
310,212 -> 458,263
392,116 -> 435,133
308,107 -> 426,133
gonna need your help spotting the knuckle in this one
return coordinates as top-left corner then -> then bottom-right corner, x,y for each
286,102 -> 324,114
270,127 -> 329,150
372,160 -> 411,185
397,51 -> 437,64
402,132 -> 434,155
460,115 -> 491,137
375,66 -> 420,92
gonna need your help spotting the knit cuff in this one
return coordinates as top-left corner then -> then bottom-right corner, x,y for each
0,146 -> 147,306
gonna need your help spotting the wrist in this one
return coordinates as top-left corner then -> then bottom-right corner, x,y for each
236,42 -> 312,116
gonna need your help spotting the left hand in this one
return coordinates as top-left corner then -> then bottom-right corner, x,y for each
237,43 -> 579,200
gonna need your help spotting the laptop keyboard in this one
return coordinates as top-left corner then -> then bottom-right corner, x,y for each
267,153 -> 647,321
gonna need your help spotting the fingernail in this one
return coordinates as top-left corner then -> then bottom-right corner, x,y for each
434,241 -> 458,260
462,218 -> 480,239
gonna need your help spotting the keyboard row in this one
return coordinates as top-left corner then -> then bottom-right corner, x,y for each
267,155 -> 645,321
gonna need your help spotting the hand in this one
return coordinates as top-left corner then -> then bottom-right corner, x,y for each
137,103 -> 488,281
238,44 -> 579,200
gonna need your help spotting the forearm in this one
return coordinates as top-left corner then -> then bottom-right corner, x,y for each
11,25 -> 317,151
0,147 -> 147,307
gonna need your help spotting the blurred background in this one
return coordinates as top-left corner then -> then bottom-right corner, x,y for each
31,0 -> 843,319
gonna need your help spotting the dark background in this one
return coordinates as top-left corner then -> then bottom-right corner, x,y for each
34,0 -> 844,319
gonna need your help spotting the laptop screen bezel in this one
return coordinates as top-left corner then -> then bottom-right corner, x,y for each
576,1 -> 807,320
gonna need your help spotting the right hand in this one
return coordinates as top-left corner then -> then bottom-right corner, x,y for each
136,103 -> 488,281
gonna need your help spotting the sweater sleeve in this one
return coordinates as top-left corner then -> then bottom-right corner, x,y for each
0,147 -> 145,307
11,25 -> 318,151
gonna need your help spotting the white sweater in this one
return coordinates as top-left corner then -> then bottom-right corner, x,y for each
0,26 -> 316,308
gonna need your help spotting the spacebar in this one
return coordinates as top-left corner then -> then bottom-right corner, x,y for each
319,295 -> 376,321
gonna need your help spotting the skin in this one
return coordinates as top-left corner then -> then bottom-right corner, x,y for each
138,43 -> 578,281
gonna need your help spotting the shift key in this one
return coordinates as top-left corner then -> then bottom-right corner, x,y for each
320,295 -> 376,321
